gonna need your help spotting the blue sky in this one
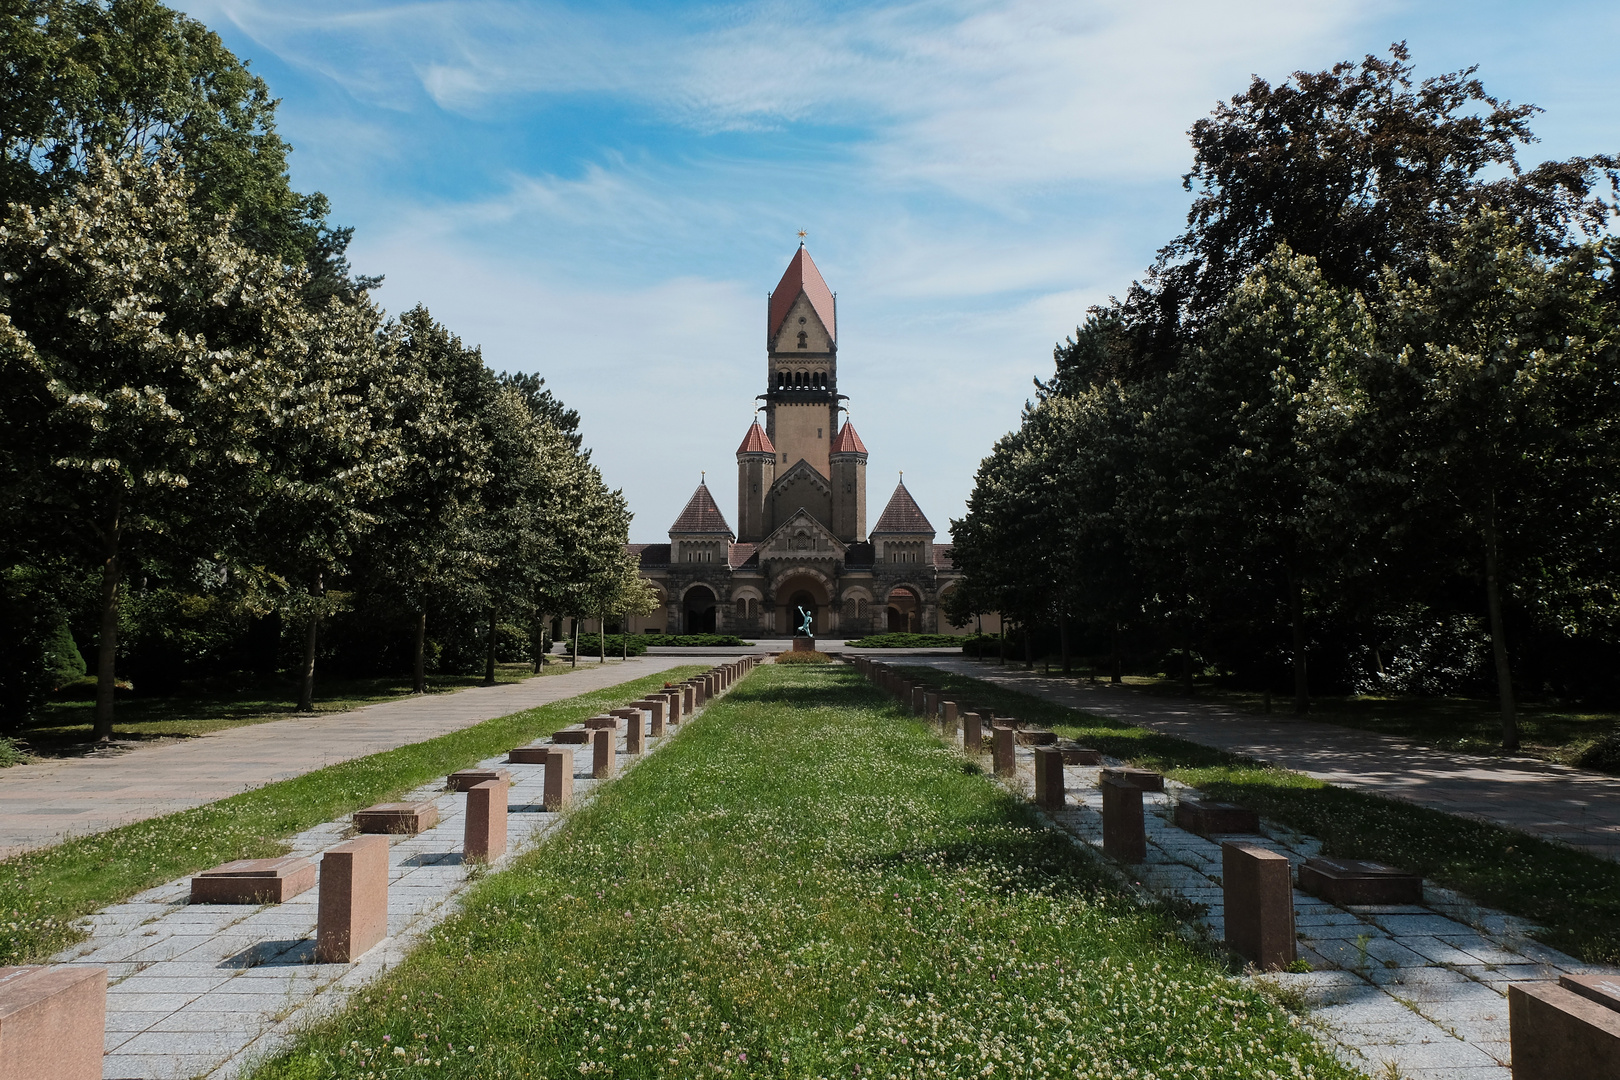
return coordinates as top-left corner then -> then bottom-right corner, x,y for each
177,0 -> 1620,543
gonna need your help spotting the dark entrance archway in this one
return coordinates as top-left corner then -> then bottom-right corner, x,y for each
684,586 -> 717,634
786,590 -> 818,636
887,586 -> 920,633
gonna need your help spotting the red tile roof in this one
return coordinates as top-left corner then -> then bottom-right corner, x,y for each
933,545 -> 955,569
736,421 -> 775,455
830,421 -> 867,455
728,542 -> 758,569
873,481 -> 935,535
669,483 -> 734,535
769,245 -> 836,344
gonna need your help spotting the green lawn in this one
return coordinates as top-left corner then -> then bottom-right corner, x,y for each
249,663 -> 1353,1080
15,661 -> 582,758
0,665 -> 703,967
902,665 -> 1620,965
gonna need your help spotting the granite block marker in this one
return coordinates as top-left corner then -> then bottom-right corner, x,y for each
1101,777 -> 1147,863
190,856 -> 316,904
543,747 -> 574,810
463,778 -> 509,862
1221,842 -> 1296,971
0,964 -> 107,1080
592,727 -> 615,779
1508,980 -> 1620,1079
354,800 -> 438,835
316,835 -> 389,962
992,725 -> 1017,777
1033,746 -> 1065,809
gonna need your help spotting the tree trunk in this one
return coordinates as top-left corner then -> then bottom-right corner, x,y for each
1059,614 -> 1071,675
1287,568 -> 1309,715
1182,609 -> 1195,695
532,615 -> 546,674
413,610 -> 427,694
622,614 -> 628,660
1110,623 -> 1122,684
598,614 -> 606,663
92,523 -> 123,742
297,575 -> 322,713
1483,490 -> 1519,749
1023,623 -> 1034,670
571,618 -> 578,668
998,627 -> 1006,665
483,606 -> 498,686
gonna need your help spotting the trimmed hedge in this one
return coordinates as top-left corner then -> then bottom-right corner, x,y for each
846,632 -> 972,649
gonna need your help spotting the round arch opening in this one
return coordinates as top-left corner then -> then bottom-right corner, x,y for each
774,574 -> 830,636
684,585 -> 718,634
887,586 -> 921,633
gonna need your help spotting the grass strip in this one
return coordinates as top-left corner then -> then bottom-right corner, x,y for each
900,666 -> 1620,965
249,663 -> 1353,1080
0,665 -> 705,966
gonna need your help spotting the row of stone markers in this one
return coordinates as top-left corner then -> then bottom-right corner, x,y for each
851,658 -> 1620,1080
0,658 -> 759,1080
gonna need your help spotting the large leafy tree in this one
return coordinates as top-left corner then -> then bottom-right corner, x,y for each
0,0 -> 374,292
0,152 -> 304,737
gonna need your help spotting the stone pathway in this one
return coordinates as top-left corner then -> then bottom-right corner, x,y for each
0,657 -> 697,858
887,671 -> 1619,1080
52,671 -> 735,1080
910,658 -> 1620,860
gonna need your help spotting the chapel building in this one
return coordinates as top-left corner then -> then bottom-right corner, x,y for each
626,245 -> 967,637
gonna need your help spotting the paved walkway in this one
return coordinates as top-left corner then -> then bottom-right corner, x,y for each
54,672 -> 731,1080
0,658 -> 697,858
912,659 -> 1620,860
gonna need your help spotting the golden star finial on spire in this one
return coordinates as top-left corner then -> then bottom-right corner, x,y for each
797,228 -> 807,245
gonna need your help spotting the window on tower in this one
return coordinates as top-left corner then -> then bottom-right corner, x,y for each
797,330 -> 808,349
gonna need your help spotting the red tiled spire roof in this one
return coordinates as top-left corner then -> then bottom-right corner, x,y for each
830,421 -> 867,455
873,481 -> 934,535
768,245 -> 836,344
669,483 -> 734,535
736,421 -> 775,455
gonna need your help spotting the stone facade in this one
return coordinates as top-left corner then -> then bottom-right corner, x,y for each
627,245 -> 970,638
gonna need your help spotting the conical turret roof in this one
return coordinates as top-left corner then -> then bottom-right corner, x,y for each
768,245 -> 836,343
736,421 -> 776,455
669,483 -> 734,536
830,421 -> 867,455
873,481 -> 934,535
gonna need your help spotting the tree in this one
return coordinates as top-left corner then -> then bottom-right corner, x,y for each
0,152 -> 302,737
0,0 -> 375,290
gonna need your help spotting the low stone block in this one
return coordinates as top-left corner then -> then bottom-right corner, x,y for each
463,779 -> 508,862
925,691 -> 941,719
551,725 -> 592,745
962,712 -> 984,751
543,747 -> 574,810
1297,857 -> 1422,906
354,800 -> 438,835
912,688 -> 928,715
941,701 -> 958,730
1100,767 -> 1163,792
316,835 -> 389,962
1033,746 -> 1064,808
1059,745 -> 1102,765
1561,973 -> 1620,1012
1222,841 -> 1296,971
445,768 -> 512,792
583,716 -> 620,731
507,744 -> 549,764
1509,981 -> 1620,1079
1101,777 -> 1146,863
625,712 -> 645,754
1016,729 -> 1057,746
190,856 -> 316,904
592,727 -> 615,779
0,965 -> 107,1080
689,680 -> 706,707
1174,798 -> 1260,837
682,684 -> 695,711
992,725 -> 1017,777
634,699 -> 666,734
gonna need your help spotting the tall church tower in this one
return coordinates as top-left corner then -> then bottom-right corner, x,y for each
764,244 -> 840,481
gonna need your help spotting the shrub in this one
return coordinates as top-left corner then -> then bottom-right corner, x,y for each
774,649 -> 833,664
1575,731 -> 1620,775
562,633 -> 648,657
652,634 -> 753,647
845,633 -> 965,648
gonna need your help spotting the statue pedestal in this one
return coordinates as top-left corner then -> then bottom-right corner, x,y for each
791,636 -> 816,652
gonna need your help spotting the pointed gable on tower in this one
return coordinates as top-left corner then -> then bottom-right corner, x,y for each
830,421 -> 867,455
768,245 -> 836,351
669,483 -> 733,536
873,481 -> 934,535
